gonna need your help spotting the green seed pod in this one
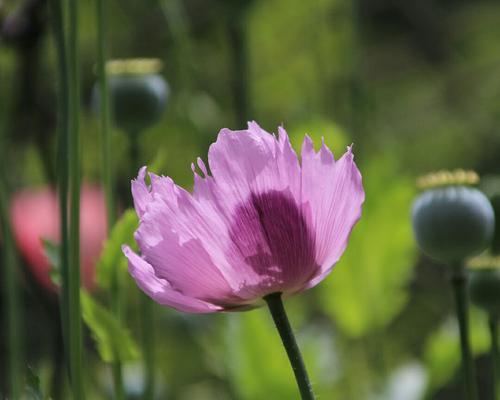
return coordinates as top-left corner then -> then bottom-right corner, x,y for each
94,59 -> 169,133
468,263 -> 500,317
412,171 -> 495,263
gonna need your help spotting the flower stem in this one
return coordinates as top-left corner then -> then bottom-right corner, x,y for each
141,295 -> 155,400
96,0 -> 115,233
489,316 -> 499,400
264,293 -> 315,400
450,265 -> 478,400
95,0 -> 125,397
0,143 -> 22,400
67,0 -> 84,397
127,130 -> 156,400
48,0 -> 70,391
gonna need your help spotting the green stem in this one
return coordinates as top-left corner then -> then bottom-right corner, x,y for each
141,296 -> 155,400
489,316 -> 499,400
127,130 -> 156,399
96,0 -> 115,232
264,293 -> 315,400
68,0 -> 84,397
450,265 -> 478,400
95,0 -> 125,397
48,0 -> 70,385
0,143 -> 22,400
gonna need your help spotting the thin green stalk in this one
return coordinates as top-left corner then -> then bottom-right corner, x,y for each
96,0 -> 114,231
489,316 -> 499,400
67,0 -> 84,397
451,265 -> 478,400
0,151 -> 22,400
264,293 -> 315,400
95,0 -> 125,397
128,131 -> 156,400
48,0 -> 70,377
141,295 -> 155,400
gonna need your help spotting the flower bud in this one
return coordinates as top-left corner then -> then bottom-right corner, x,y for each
412,171 -> 495,263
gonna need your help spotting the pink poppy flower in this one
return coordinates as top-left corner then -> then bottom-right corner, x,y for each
123,122 -> 364,313
10,185 -> 107,291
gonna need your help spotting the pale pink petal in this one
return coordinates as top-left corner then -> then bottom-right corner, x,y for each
123,245 -> 222,313
301,143 -> 364,288
135,197 -> 244,305
131,166 -> 151,218
207,122 -> 301,208
134,170 -> 259,295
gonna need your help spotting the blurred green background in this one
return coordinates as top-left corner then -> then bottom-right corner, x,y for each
1,0 -> 500,398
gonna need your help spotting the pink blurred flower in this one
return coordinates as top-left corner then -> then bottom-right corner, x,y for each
123,122 -> 364,313
10,185 -> 107,291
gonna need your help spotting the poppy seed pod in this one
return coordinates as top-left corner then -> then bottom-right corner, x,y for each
468,266 -> 500,317
412,171 -> 495,264
95,58 -> 169,133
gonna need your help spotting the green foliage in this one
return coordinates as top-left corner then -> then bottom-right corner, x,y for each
25,367 -> 44,400
318,156 -> 416,337
96,209 -> 138,290
81,290 -> 140,363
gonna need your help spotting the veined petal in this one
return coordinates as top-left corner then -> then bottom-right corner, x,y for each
207,122 -> 301,208
136,197 -> 243,304
134,169 -> 264,301
123,245 -> 222,313
301,142 -> 364,287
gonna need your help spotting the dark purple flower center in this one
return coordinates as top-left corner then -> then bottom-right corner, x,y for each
229,190 -> 318,293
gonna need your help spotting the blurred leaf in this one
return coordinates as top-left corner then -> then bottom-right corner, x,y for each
97,209 -> 138,290
423,308 -> 489,394
25,367 -> 44,400
42,239 -> 61,286
42,238 -> 60,269
81,290 -> 140,363
318,156 -> 416,337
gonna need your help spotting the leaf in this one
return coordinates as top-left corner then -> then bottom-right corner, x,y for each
42,238 -> 61,286
81,290 -> 140,363
96,209 -> 138,290
318,156 -> 417,337
25,366 -> 44,400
